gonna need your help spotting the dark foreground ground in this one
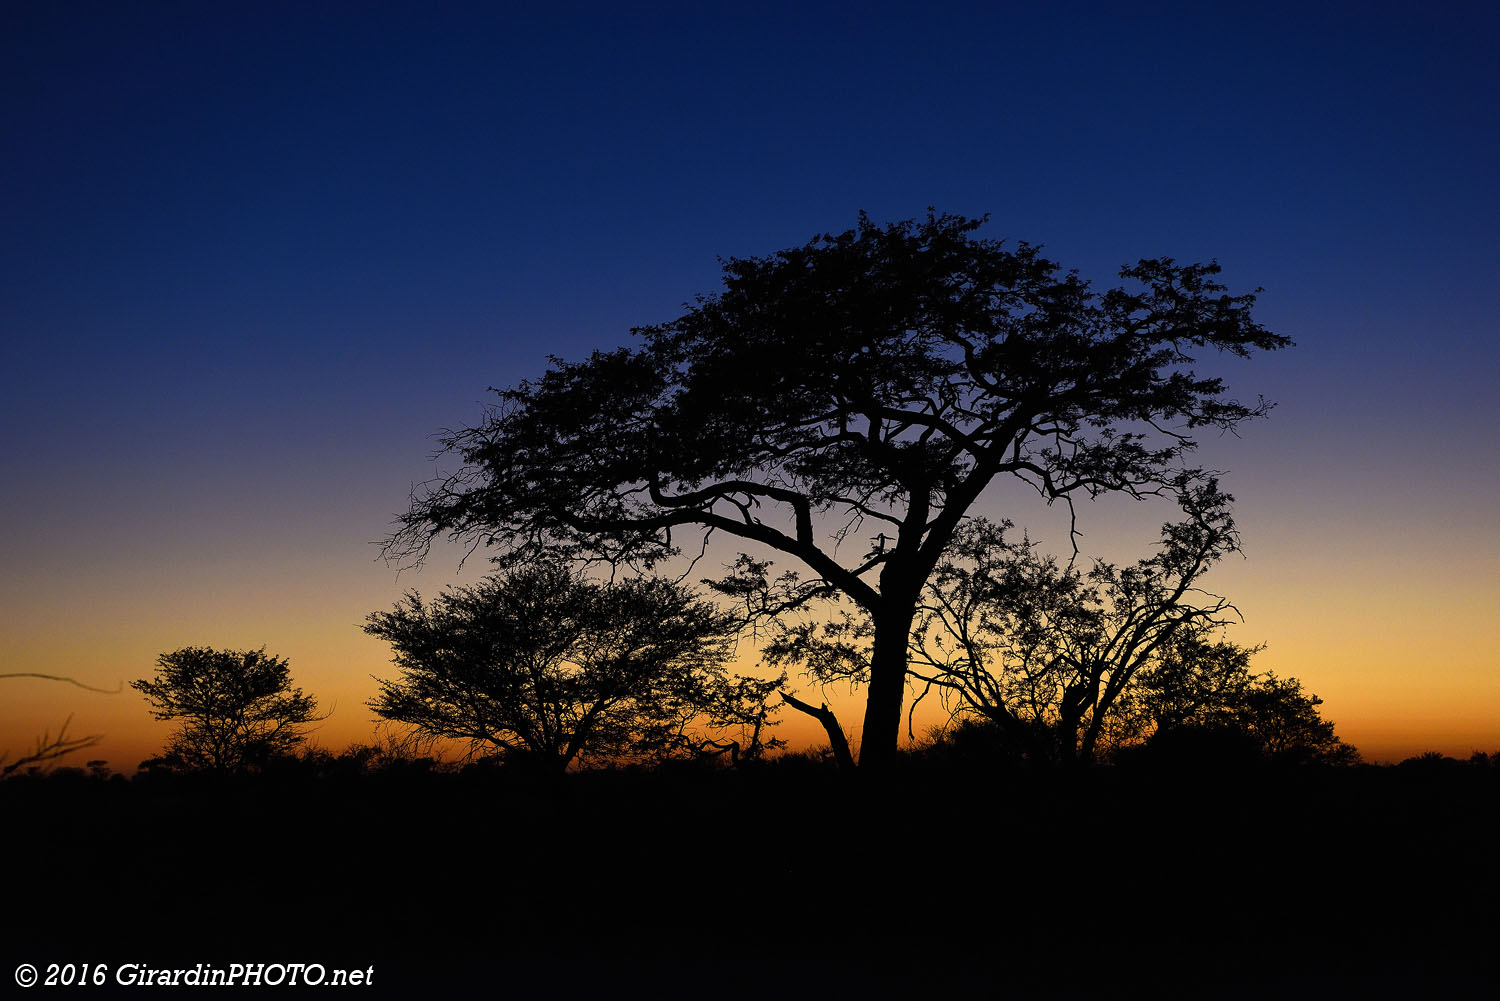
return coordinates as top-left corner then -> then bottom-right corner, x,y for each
6,757 -> 1497,998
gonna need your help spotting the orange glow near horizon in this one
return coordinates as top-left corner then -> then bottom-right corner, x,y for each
3,442 -> 1497,772
4,552 -> 1496,773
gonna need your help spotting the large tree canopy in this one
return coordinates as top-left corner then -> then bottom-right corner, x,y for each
389,212 -> 1289,769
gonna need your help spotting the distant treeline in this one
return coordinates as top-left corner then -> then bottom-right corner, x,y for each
11,736 -> 1500,784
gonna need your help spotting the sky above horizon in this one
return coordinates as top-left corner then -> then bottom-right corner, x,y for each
3,1 -> 1497,769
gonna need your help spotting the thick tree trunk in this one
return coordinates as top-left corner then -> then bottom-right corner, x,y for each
858,607 -> 916,772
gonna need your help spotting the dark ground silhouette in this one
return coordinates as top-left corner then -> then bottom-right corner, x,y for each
7,753 -> 1498,997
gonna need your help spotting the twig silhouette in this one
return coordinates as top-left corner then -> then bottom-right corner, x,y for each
0,672 -> 123,694
1,715 -> 101,776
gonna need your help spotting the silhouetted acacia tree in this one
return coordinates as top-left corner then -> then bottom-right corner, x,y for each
132,648 -> 323,773
386,212 -> 1287,770
364,565 -> 783,772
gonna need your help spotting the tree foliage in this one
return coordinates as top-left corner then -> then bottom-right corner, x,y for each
901,475 -> 1240,763
364,565 -> 783,771
387,211 -> 1288,768
915,636 -> 1359,768
887,478 -> 1358,767
1137,641 -> 1360,765
132,648 -> 323,773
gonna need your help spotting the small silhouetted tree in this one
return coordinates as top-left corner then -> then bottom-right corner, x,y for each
364,565 -> 783,772
1232,672 -> 1360,765
895,476 -> 1240,764
384,211 -> 1287,769
1136,639 -> 1359,765
132,648 -> 324,773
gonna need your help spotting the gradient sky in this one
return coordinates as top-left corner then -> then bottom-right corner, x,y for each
3,1 -> 1496,769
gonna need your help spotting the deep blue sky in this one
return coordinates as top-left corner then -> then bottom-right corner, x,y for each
4,1 -> 1497,763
